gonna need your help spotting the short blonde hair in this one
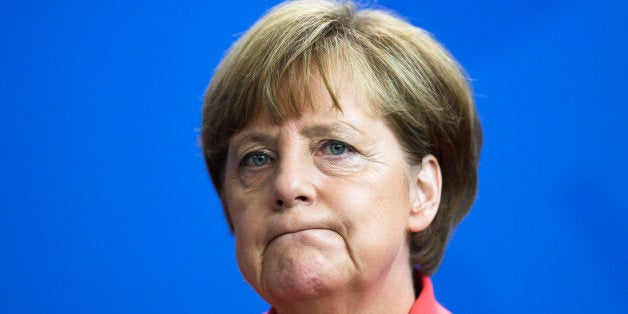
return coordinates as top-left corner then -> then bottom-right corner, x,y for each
201,0 -> 482,274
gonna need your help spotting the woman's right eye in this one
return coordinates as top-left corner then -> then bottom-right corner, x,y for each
240,152 -> 271,167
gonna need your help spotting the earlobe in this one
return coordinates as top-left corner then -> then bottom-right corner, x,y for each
407,154 -> 442,233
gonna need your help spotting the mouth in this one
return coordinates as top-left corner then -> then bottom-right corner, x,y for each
269,228 -> 330,244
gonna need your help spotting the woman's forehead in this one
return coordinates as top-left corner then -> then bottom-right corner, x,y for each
229,93 -> 381,149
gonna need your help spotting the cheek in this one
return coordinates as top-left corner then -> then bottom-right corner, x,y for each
231,207 -> 266,287
224,182 -> 266,263
351,164 -> 409,205
327,166 -> 411,232
334,172 -> 408,226
227,195 -> 262,249
321,173 -> 411,271
224,163 -> 271,226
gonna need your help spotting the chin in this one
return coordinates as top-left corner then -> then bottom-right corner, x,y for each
266,269 -> 331,300
259,247 -> 353,301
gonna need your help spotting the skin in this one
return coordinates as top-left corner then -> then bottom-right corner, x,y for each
223,78 -> 442,313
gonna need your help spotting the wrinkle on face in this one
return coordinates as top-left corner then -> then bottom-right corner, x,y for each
223,76 -> 419,305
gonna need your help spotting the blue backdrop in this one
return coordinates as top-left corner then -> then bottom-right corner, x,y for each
1,0 -> 626,313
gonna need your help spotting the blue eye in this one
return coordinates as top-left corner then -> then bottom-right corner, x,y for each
241,152 -> 270,167
325,141 -> 349,155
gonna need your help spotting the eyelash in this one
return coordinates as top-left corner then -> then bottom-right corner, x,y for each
238,140 -> 356,167
239,150 -> 275,167
319,139 -> 356,156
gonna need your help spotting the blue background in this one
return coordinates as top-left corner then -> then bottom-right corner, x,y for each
1,0 -> 626,313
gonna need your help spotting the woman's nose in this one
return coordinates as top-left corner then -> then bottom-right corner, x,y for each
271,153 -> 316,210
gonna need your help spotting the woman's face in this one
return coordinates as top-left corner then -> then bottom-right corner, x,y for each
223,79 -> 435,304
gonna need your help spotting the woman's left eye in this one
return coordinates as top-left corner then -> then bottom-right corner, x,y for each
323,140 -> 352,156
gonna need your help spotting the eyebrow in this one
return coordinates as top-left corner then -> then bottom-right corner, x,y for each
230,132 -> 277,149
231,121 -> 367,149
301,121 -> 364,138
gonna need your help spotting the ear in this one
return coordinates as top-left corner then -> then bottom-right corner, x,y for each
407,154 -> 442,233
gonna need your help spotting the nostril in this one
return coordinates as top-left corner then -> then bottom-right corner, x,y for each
296,196 -> 307,202
276,199 -> 284,207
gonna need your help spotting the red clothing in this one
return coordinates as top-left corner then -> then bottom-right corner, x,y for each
265,271 -> 450,314
409,272 -> 450,314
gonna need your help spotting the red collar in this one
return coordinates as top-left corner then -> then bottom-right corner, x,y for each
409,270 -> 450,314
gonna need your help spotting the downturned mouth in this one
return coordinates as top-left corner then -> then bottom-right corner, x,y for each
269,228 -> 328,244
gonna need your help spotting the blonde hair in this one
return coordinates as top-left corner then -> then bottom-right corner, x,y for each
201,0 -> 482,274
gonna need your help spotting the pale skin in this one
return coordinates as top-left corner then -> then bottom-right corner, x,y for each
223,78 -> 442,314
